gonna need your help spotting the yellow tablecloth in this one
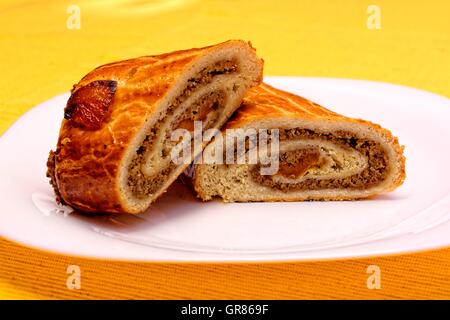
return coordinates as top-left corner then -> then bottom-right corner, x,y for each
1,0 -> 449,299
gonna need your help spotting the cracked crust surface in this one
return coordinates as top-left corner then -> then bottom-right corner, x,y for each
192,83 -> 406,202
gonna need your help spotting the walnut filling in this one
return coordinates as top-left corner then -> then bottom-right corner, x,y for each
127,60 -> 237,197
277,148 -> 322,179
252,129 -> 389,191
174,91 -> 225,131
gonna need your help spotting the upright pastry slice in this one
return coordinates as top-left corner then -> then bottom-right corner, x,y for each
192,83 -> 405,201
47,40 -> 263,213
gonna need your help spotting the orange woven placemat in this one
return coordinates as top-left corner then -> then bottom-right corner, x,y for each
1,239 -> 450,299
1,0 -> 449,299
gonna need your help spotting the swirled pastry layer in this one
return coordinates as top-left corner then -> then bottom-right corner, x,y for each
47,40 -> 263,213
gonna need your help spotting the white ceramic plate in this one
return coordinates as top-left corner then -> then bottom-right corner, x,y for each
1,77 -> 450,262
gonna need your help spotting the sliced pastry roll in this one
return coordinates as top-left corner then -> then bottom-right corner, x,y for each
192,83 -> 406,202
47,40 -> 263,213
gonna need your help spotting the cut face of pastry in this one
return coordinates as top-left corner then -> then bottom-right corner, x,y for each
47,40 -> 263,213
192,83 -> 406,202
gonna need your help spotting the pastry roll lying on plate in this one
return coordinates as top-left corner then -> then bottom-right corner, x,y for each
47,40 -> 263,213
191,83 -> 406,202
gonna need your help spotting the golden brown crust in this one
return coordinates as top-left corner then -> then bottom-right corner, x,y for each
192,83 -> 406,201
49,40 -> 262,213
228,83 -> 377,127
